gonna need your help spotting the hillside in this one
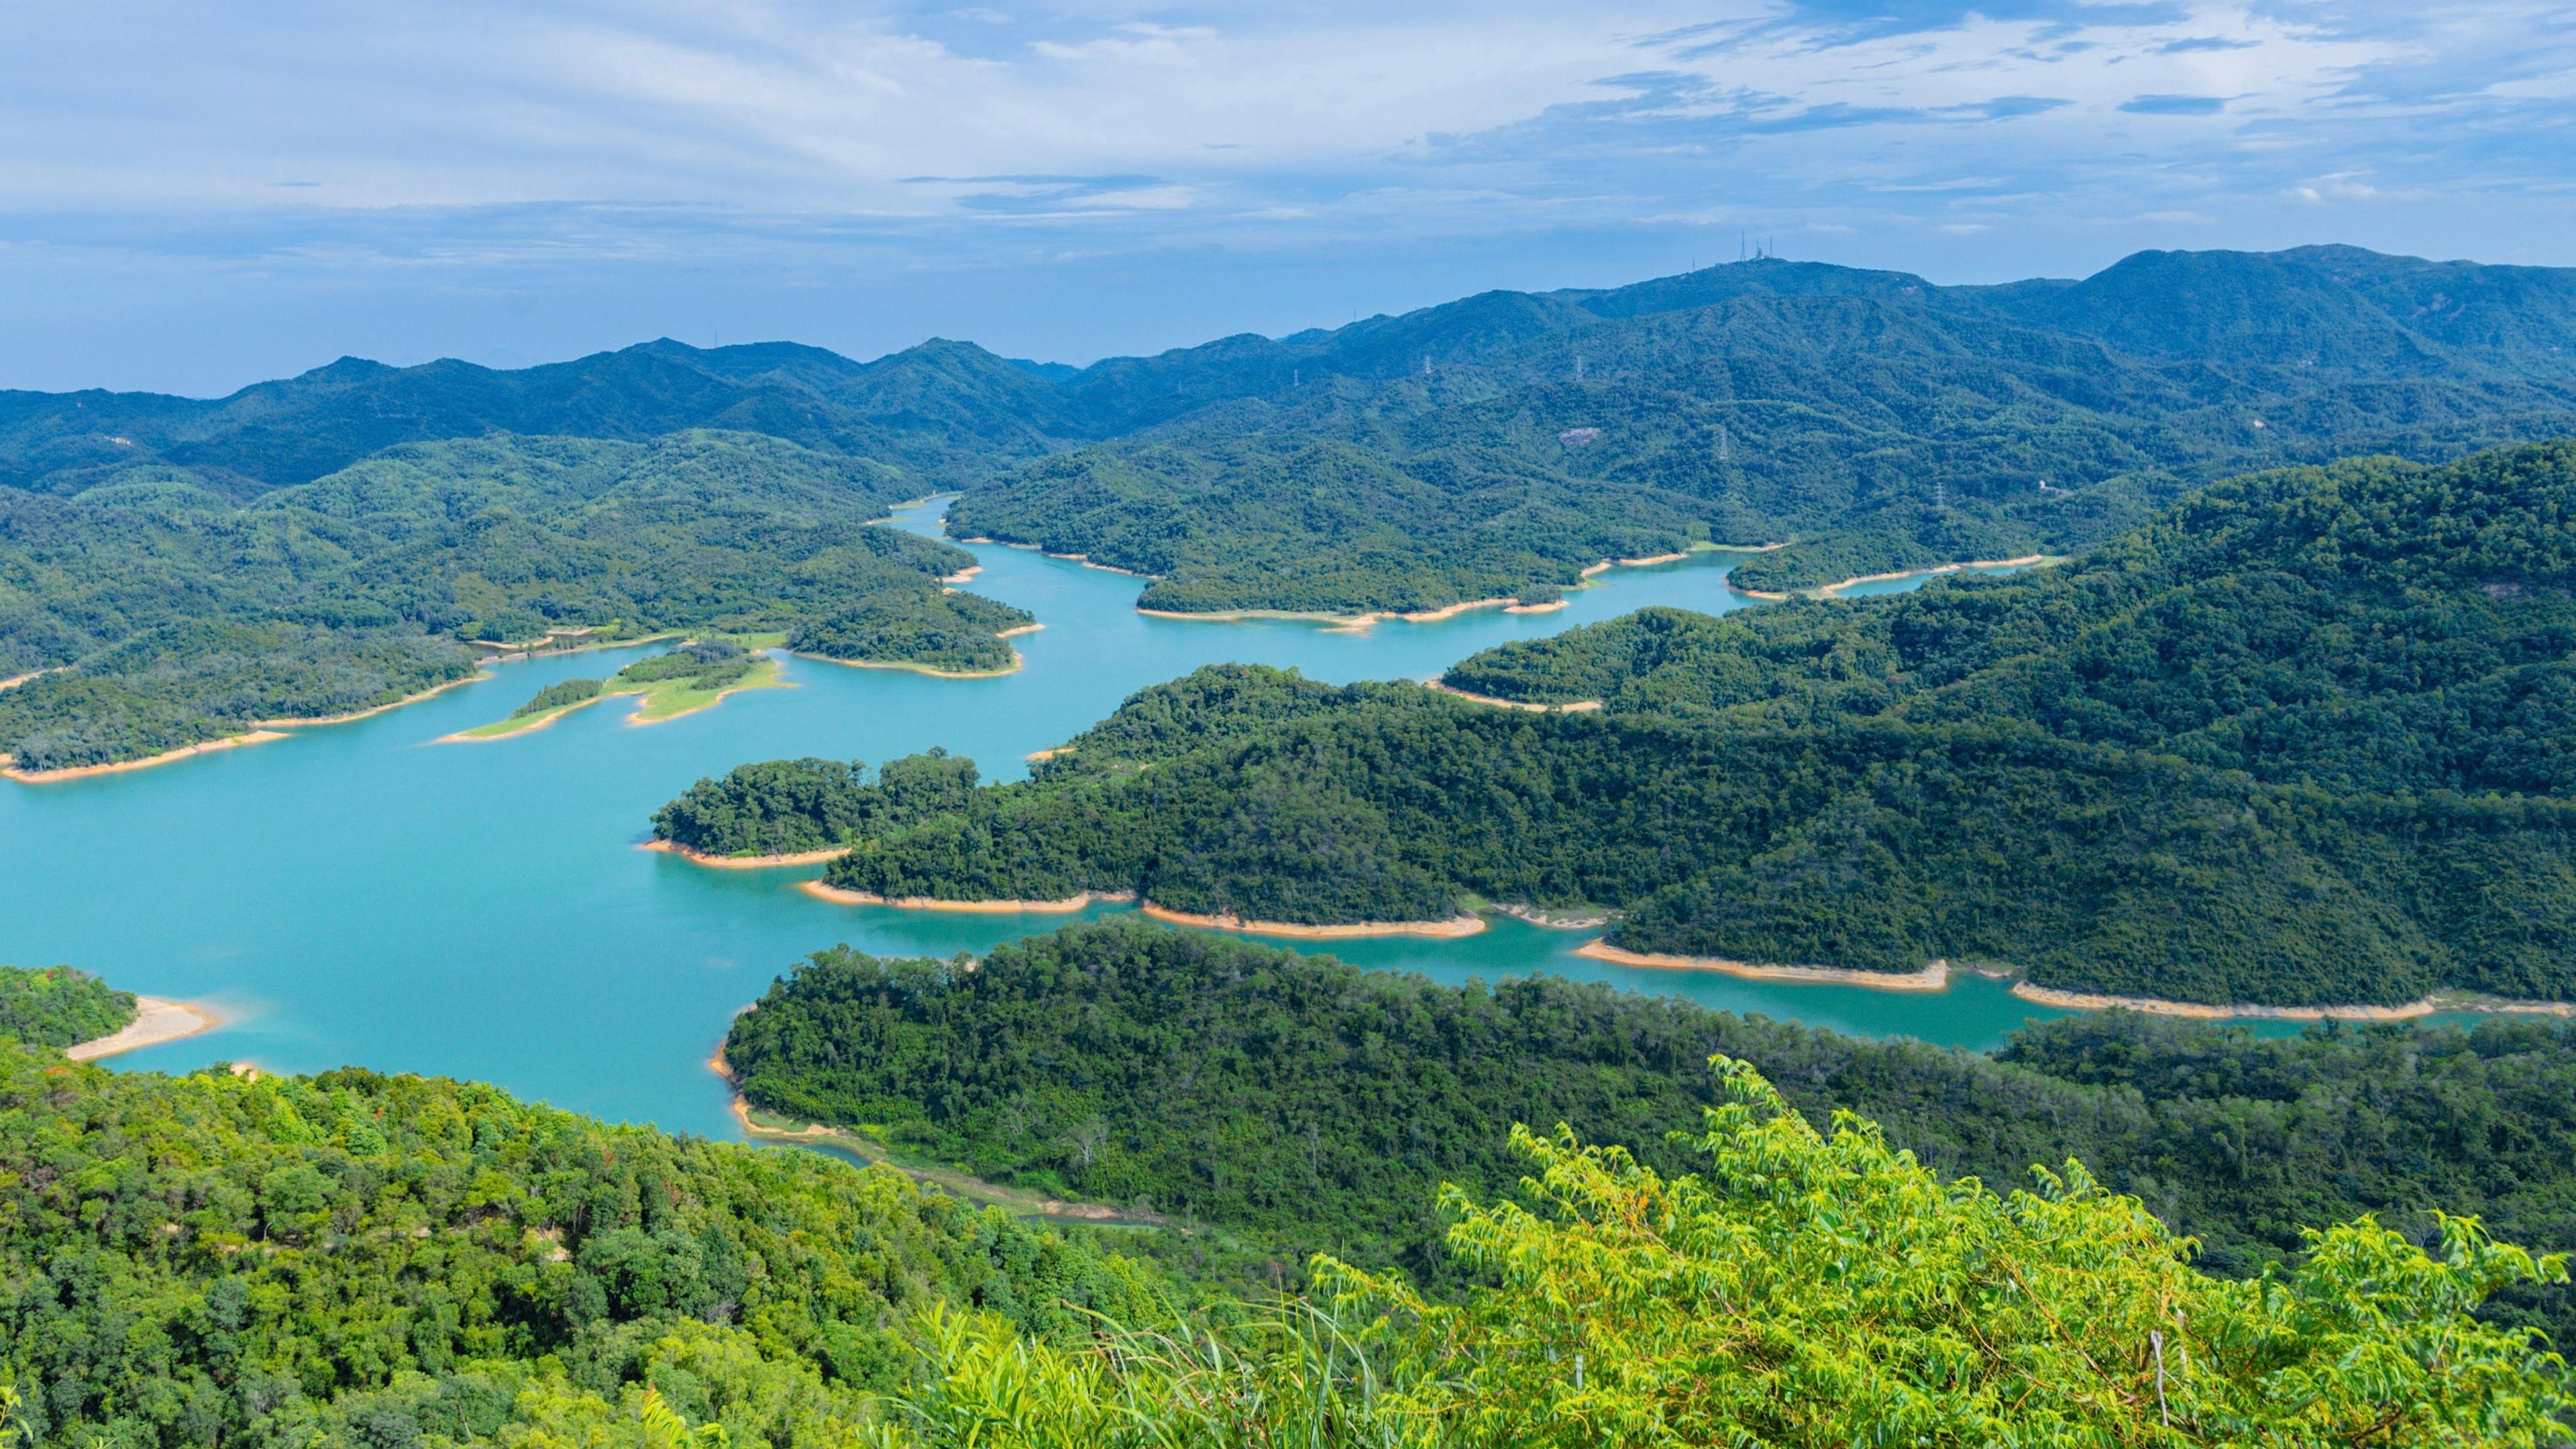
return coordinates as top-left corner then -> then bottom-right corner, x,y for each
726,918 -> 2576,1342
947,246 -> 2576,611
0,432 -> 1018,771
657,443 -> 2576,1008
0,1039 -> 1155,1448
721,924 -> 2573,1446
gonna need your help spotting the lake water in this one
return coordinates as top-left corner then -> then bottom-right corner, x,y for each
4,501 -> 2090,1138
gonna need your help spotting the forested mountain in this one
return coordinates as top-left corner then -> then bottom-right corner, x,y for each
0,432 -> 1018,770
726,920 -> 2576,1343
0,337 -> 1078,497
947,246 -> 2576,610
659,443 -> 2576,1008
9,245 -> 2571,770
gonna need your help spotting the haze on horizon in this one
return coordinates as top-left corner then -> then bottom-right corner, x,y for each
3,0 -> 2570,396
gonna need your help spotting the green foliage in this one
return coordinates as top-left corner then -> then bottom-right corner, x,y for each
723,920 -> 2576,1342
0,622 -> 477,771
949,250 -> 2576,614
673,443 -> 2576,1005
0,964 -> 134,1049
0,432 -> 1016,767
515,678 -> 606,716
789,591 -> 1034,674
652,751 -> 979,859
0,1042 -> 1160,1448
861,1058 -> 2571,1448
618,642 -> 757,692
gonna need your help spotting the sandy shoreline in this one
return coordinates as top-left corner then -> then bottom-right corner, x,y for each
260,670 -> 489,727
802,881 -> 1136,912
1141,901 -> 1487,939
439,695 -> 606,743
1733,554 -> 2059,603
792,650 -> 1022,680
1503,599 -> 1569,613
643,839 -> 849,868
996,623 -> 1046,639
1817,555 -> 2051,596
1041,551 -> 1156,579
4,731 -> 290,784
2010,981 -> 2576,1022
1426,680 -> 1603,713
1138,598 -> 1524,629
66,997 -> 224,1061
1577,940 -> 1952,992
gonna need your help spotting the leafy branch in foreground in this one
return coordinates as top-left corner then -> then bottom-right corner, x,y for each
861,1058 -> 2571,1448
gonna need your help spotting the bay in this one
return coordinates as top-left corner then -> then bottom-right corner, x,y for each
3,500 -> 2080,1139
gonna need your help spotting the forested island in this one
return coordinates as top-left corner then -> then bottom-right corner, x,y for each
449,639 -> 804,738
653,441 -> 2576,1009
5,961 -> 2567,1445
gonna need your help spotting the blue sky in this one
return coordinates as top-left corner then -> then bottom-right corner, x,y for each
3,0 -> 2570,394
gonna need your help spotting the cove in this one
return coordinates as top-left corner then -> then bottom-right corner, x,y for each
7,498 -> 2098,1141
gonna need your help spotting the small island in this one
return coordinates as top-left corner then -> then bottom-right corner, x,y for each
445,639 -> 787,740
786,590 -> 1038,677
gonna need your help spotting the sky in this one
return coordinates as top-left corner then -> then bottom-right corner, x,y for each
2,0 -> 2571,394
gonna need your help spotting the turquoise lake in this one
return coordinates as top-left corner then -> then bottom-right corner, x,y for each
3,500 -> 2095,1139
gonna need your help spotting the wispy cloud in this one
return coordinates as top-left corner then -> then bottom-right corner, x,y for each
0,0 -> 2567,392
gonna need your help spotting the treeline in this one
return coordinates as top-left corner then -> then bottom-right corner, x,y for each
669,444 -> 2576,1006
0,623 -> 476,772
861,1061 -> 2569,1446
0,1039 -> 1156,1448
0,964 -> 134,1048
0,432 -> 1025,769
725,919 -> 2576,1341
653,749 -> 981,860
513,677 -> 604,716
789,590 -> 1034,674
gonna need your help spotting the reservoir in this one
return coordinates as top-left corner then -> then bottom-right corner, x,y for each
1,500 -> 2078,1137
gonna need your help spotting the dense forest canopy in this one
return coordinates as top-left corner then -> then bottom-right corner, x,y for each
0,963 -> 134,1049
725,920 -> 2576,1341
5,961 -> 2568,1446
657,441 -> 2576,1008
0,432 -> 1020,769
0,1040 -> 1156,1449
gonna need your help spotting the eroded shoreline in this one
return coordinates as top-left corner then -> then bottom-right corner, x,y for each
643,839 -> 849,868
1140,902 -> 1487,939
1577,940 -> 1951,991
2010,981 -> 2576,1022
801,881 -> 1136,912
1732,553 -> 2059,602
66,997 -> 224,1061
4,731 -> 290,784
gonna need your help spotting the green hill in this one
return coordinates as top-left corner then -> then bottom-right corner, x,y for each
0,1040 -> 1154,1448
659,443 -> 2576,1008
0,432 -> 1017,770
